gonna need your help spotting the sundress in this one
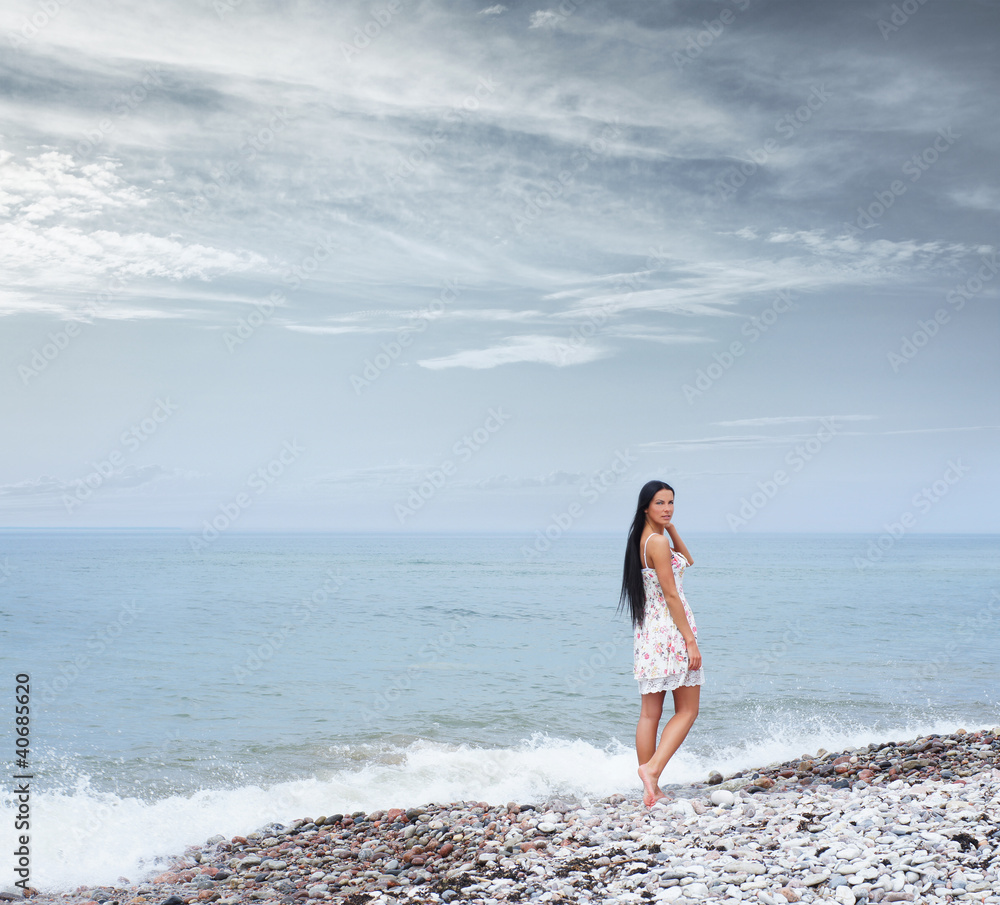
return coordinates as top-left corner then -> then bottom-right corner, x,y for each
634,533 -> 704,694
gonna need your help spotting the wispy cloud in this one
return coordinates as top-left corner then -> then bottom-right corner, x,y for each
0,465 -> 181,499
417,334 -> 610,370
714,415 -> 876,427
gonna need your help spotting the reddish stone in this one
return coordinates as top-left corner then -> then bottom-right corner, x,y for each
179,871 -> 196,881
196,893 -> 214,901
779,770 -> 796,778
438,843 -> 454,857
832,756 -> 851,766
232,836 -> 247,844
756,777 -> 775,789
834,764 -> 850,774
386,808 -> 405,822
857,769 -> 875,782
519,842 -> 536,852
411,857 -> 425,866
152,873 -> 179,884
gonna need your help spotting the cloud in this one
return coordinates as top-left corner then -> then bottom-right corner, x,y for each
528,10 -> 564,28
639,431 -> 839,453
416,334 -> 611,370
0,146 -> 269,318
471,471 -> 585,489
713,415 -> 876,427
0,465 -> 180,499
478,4 -> 507,15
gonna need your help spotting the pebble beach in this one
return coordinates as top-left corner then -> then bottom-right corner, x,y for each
15,727 -> 1000,905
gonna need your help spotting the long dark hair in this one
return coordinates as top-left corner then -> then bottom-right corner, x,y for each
618,480 -> 674,629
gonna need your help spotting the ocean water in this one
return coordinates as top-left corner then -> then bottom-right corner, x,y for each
1,530 -> 998,890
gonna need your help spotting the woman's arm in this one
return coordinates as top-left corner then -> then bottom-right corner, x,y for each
667,524 -> 693,566
646,535 -> 702,670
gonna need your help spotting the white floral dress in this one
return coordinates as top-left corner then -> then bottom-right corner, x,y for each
634,534 -> 704,694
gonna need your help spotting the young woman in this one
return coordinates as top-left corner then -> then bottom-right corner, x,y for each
619,480 -> 703,806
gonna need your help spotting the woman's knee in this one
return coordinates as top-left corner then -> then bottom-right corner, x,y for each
640,704 -> 663,722
639,696 -> 664,721
673,689 -> 699,724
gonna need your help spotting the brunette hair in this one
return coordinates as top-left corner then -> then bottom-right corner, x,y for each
618,480 -> 674,628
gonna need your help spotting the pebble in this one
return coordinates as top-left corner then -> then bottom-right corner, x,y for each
709,789 -> 736,808
24,727 -> 1000,905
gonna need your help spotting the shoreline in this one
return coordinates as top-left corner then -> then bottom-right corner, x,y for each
12,727 -> 1000,905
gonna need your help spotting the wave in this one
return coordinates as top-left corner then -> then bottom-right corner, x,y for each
4,715 -> 985,891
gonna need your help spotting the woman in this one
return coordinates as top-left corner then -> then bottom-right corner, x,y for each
619,480 -> 703,806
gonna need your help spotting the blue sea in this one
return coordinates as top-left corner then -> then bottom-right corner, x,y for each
1,530 -> 998,890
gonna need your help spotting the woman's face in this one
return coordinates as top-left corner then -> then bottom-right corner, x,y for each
646,489 -> 674,527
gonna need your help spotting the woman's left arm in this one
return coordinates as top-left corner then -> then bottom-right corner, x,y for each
667,524 -> 693,565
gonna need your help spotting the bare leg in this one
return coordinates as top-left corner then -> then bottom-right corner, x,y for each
636,691 -> 664,765
637,685 -> 699,806
636,691 -> 665,806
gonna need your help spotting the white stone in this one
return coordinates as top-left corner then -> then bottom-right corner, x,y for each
835,885 -> 857,905
711,790 -> 737,808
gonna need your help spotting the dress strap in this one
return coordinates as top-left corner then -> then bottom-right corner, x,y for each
642,533 -> 654,568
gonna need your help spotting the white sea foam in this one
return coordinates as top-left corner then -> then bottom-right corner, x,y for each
2,717 -> 984,892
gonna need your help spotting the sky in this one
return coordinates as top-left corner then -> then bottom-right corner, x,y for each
1,0 -> 998,535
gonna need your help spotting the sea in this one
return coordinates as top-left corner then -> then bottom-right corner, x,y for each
1,530 -> 998,890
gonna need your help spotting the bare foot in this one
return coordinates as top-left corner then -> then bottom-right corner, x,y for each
637,762 -> 662,807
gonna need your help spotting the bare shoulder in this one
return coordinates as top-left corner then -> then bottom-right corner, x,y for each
645,532 -> 670,565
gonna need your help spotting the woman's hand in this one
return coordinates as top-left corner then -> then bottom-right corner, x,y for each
686,639 -> 702,671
